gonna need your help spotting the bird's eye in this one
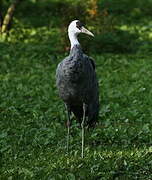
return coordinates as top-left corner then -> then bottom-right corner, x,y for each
76,21 -> 83,30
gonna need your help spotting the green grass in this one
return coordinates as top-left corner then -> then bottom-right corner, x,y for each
0,43 -> 152,179
0,0 -> 152,178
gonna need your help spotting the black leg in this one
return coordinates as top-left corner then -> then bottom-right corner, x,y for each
81,103 -> 87,158
65,104 -> 71,153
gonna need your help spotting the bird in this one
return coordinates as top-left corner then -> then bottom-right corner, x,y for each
56,20 -> 99,158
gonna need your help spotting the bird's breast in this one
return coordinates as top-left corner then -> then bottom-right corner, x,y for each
61,59 -> 85,82
56,59 -> 88,103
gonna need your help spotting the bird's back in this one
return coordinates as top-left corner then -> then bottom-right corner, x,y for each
56,45 -> 99,127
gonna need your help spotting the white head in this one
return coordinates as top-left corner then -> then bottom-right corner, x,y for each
68,20 -> 94,49
68,20 -> 94,37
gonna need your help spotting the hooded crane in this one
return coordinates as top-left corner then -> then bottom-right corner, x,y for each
56,20 -> 99,158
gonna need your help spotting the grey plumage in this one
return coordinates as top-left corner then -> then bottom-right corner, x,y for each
56,20 -> 99,157
56,44 -> 99,127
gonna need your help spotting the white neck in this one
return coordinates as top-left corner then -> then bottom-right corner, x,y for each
68,32 -> 80,49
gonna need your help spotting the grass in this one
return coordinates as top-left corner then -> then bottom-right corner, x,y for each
0,0 -> 152,178
0,43 -> 152,179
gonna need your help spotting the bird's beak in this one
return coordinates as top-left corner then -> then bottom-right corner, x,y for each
81,26 -> 94,37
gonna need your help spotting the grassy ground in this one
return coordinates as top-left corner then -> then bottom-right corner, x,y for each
0,43 -> 152,179
0,1 -> 152,179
